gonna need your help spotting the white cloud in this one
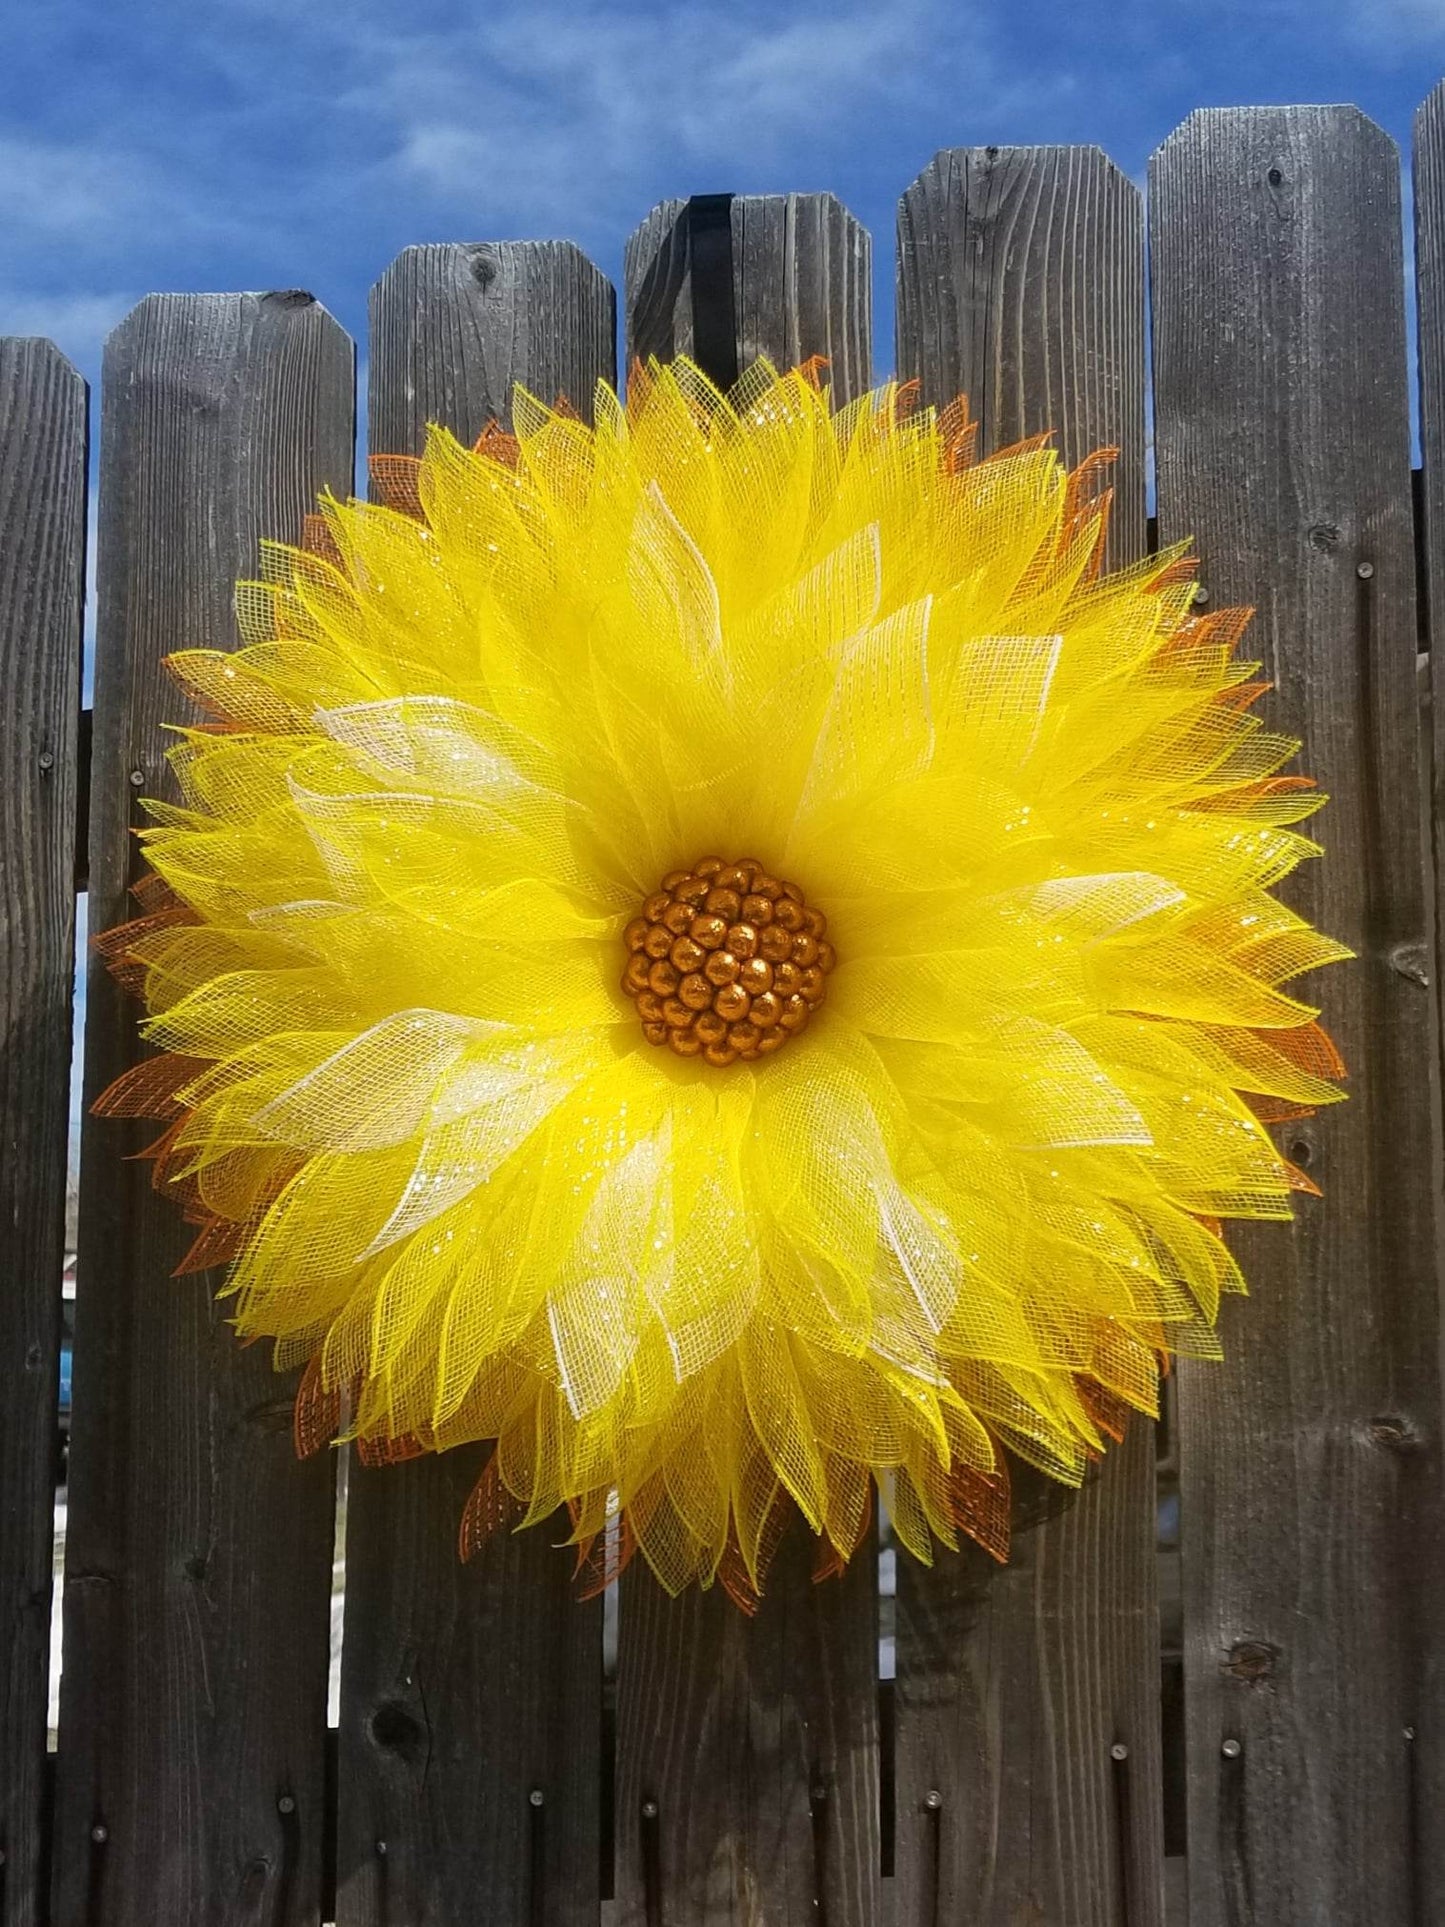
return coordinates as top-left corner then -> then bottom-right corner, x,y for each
0,130 -> 259,267
1197,0 -> 1445,60
1338,0 -> 1445,53
0,290 -> 135,370
0,0 -> 1062,339
9,2 -> 958,288
339,0 -> 987,228
0,136 -> 153,241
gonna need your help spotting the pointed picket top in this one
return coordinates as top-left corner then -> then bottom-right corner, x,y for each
897,142 -> 1145,561
369,240 -> 616,453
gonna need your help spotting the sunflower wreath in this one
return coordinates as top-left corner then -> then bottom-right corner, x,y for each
98,357 -> 1347,1605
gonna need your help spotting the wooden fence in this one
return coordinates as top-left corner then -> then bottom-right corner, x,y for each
5,92 -> 1445,1926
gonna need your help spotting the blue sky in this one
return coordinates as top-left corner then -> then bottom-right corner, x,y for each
5,0 -> 1445,398
11,0 -> 1445,1143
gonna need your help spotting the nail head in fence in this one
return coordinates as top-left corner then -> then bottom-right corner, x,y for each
1153,103 -> 1443,1926
892,143 -> 1165,1927
335,240 -> 613,1927
0,335 -> 87,1927
613,188 -> 880,1927
53,291 -> 353,1927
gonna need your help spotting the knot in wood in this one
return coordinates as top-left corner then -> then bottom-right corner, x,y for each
1223,1638 -> 1280,1682
1368,1412 -> 1424,1453
1388,942 -> 1430,988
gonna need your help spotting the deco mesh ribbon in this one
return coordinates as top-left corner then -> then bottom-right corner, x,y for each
98,358 -> 1347,1605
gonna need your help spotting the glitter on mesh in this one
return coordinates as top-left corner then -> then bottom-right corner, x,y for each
95,357 -> 1348,1600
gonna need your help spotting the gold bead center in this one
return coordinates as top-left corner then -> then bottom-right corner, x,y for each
622,857 -> 836,1065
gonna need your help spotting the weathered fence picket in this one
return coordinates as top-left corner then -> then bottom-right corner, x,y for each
614,194 -> 880,1927
1152,106 -> 1442,1925
5,87 -> 1445,1927
55,294 -> 353,1926
336,241 -> 614,1927
0,339 -> 87,1927
1413,75 -> 1445,1919
892,144 -> 1164,1927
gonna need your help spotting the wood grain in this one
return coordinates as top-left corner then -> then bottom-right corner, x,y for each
892,145 -> 1163,1927
615,1529 -> 880,1927
0,338 -> 86,1927
626,193 -> 871,403
1153,106 -> 1442,1925
370,240 -> 618,454
897,145 -> 1146,564
335,242 -> 614,1927
613,191 -> 878,1927
53,292 -> 354,1927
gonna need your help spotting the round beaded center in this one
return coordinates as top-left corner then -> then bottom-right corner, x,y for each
622,857 -> 836,1066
